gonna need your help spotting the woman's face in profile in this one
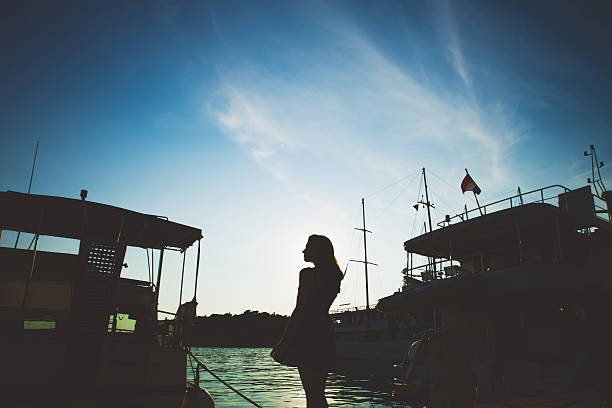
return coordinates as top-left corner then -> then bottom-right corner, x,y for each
302,240 -> 314,263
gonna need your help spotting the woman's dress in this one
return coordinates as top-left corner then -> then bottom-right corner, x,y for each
279,267 -> 340,370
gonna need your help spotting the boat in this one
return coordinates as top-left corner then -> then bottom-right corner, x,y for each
332,199 -> 417,365
0,189 -> 214,407
378,146 -> 612,406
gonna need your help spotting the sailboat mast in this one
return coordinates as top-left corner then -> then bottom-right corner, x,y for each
361,198 -> 370,309
351,199 -> 378,309
422,168 -> 437,277
422,167 -> 433,233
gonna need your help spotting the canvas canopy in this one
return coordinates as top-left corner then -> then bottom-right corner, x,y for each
0,191 -> 202,250
403,202 -> 610,260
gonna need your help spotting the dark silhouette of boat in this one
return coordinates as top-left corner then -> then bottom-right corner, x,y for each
378,149 -> 612,406
0,190 -> 213,407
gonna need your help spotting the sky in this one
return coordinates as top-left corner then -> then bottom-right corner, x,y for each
1,0 -> 611,316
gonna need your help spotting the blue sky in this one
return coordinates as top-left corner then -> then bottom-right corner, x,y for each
1,0 -> 611,315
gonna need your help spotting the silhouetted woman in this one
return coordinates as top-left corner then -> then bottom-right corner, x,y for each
272,234 -> 343,408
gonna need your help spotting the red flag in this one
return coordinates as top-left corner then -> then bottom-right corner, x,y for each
461,173 -> 481,195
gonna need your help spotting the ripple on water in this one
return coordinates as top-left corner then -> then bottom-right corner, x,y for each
189,347 -> 411,408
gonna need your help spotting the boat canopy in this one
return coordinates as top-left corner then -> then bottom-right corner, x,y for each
0,191 -> 202,250
404,202 -> 610,260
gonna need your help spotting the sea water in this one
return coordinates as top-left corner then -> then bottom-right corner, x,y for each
189,347 -> 411,407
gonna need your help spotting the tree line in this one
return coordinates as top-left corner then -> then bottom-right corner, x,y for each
192,310 -> 289,347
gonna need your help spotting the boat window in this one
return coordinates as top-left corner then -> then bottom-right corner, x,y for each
108,313 -> 137,334
24,320 -> 56,330
120,246 -> 163,283
1,231 -> 79,255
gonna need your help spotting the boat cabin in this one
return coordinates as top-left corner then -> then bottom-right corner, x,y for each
378,185 -> 612,403
0,190 -> 203,407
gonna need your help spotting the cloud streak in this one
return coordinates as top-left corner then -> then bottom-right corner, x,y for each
208,7 -> 521,198
437,0 -> 472,91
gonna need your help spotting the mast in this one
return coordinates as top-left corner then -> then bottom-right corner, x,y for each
350,198 -> 378,309
362,199 -> 369,309
418,168 -> 437,278
422,168 -> 433,233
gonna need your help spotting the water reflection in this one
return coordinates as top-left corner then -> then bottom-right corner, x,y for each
190,347 -> 410,407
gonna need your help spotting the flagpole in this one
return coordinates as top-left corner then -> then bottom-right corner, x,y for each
473,191 -> 483,216
465,168 -> 483,216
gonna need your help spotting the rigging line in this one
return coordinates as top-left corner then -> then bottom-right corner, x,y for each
188,353 -> 197,380
349,228 -> 360,258
431,205 -> 448,225
410,175 -> 424,238
372,177 -> 415,220
429,189 -> 456,215
188,350 -> 263,408
364,169 -> 421,198
428,168 -> 458,190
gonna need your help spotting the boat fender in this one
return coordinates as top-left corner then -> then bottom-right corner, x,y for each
181,386 -> 215,408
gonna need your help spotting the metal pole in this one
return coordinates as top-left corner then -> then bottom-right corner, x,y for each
593,146 -> 607,193
473,192 -> 483,216
27,141 -> 39,195
590,145 -> 599,197
351,201 -> 376,306
15,141 -> 39,248
179,249 -> 186,307
21,234 -> 39,308
361,198 -> 370,309
465,169 -> 483,216
154,248 -> 165,315
410,252 -> 413,278
146,249 -> 152,285
422,168 -> 437,277
449,239 -> 453,277
193,239 -> 201,302
422,168 -> 433,233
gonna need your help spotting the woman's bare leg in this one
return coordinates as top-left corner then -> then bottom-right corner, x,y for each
298,366 -> 328,408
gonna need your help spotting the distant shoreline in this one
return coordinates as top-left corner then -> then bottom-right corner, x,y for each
191,310 -> 289,348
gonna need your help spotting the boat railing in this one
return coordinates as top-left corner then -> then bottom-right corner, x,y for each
403,259 -> 461,281
329,305 -> 371,315
437,184 -> 610,228
438,185 -> 575,228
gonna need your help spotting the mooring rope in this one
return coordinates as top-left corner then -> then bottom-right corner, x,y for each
187,350 -> 263,408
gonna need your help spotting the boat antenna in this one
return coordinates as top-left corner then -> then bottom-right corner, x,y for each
585,144 -> 607,198
349,198 -> 378,309
14,140 -> 39,248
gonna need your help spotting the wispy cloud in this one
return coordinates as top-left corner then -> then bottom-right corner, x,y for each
208,7 -> 521,198
436,0 -> 472,91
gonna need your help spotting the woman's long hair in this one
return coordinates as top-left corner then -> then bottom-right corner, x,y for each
307,234 -> 343,285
